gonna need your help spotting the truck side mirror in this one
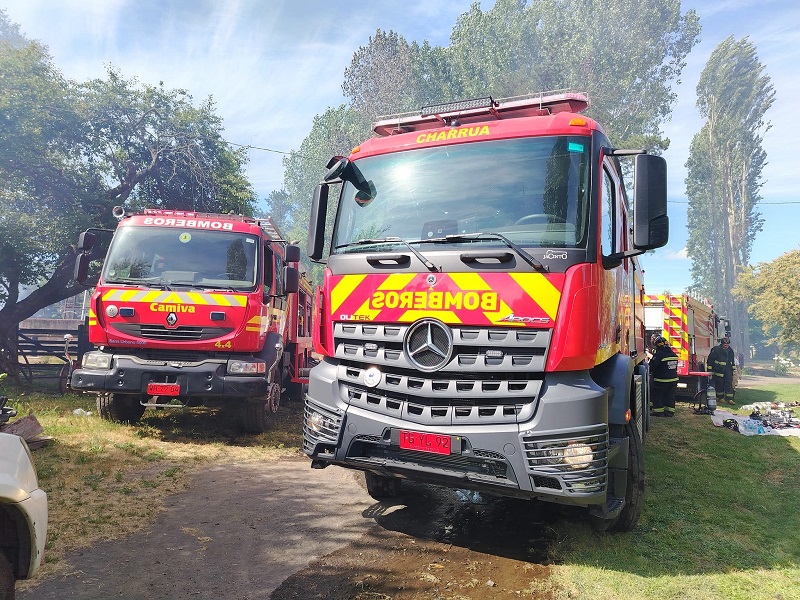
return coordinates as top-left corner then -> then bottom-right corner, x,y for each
284,266 -> 300,294
633,154 -> 668,250
308,183 -> 329,261
285,244 -> 301,263
74,253 -> 90,284
77,230 -> 96,252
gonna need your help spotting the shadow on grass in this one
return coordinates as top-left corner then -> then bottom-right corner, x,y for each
130,397 -> 306,449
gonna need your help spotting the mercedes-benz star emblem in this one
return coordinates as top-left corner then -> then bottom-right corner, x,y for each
403,319 -> 453,372
166,312 -> 178,327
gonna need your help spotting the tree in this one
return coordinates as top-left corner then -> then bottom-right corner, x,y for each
0,13 -> 256,377
733,249 -> 800,358
278,105 -> 370,282
337,0 -> 700,151
685,36 -> 774,354
280,0 -> 700,279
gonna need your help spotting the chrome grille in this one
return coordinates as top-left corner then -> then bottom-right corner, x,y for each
334,323 -> 549,373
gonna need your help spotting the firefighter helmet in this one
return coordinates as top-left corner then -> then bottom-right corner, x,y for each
655,336 -> 668,346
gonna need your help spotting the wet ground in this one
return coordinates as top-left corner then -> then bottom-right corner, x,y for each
20,459 -> 566,600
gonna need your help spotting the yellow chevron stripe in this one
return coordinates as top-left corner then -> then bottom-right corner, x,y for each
186,292 -> 209,304
400,310 -> 461,323
510,273 -> 560,320
245,315 -> 263,332
352,297 -> 382,321
330,275 -> 366,314
160,292 -> 184,304
207,293 -> 230,306
377,273 -> 416,290
449,272 -> 491,291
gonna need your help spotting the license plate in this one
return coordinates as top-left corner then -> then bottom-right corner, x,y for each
398,430 -> 453,455
147,383 -> 180,396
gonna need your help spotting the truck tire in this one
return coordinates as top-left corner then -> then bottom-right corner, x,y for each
364,472 -> 402,500
0,550 -> 14,600
96,393 -> 146,424
592,422 -> 645,533
241,383 -> 280,433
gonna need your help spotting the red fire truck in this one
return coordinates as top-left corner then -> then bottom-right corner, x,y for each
303,92 -> 669,532
71,207 -> 313,433
644,293 -> 724,400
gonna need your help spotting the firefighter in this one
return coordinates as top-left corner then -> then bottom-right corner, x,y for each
708,337 -> 736,405
650,336 -> 679,417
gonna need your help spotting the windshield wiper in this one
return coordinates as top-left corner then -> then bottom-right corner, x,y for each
335,237 -> 440,272
430,233 -> 549,272
105,277 -> 174,290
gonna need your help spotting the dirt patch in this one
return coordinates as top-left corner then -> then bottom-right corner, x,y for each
272,526 -> 557,600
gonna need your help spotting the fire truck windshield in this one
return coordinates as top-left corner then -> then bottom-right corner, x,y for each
331,135 -> 589,253
102,226 -> 259,290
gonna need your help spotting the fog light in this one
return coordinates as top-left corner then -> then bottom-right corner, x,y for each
306,411 -> 332,434
563,443 -> 593,470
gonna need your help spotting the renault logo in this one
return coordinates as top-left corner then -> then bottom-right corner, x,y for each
404,319 -> 453,372
166,312 -> 178,327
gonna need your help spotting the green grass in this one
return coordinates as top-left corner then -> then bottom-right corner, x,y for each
4,377 -> 799,598
551,383 -> 800,599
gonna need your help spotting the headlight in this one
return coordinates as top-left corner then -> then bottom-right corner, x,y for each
227,359 -> 266,375
82,352 -> 113,370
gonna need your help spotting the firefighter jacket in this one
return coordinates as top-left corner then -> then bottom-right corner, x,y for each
708,344 -> 735,379
651,345 -> 679,383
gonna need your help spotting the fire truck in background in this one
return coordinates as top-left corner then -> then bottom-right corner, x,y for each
644,293 -> 727,400
71,207 -> 313,433
303,91 -> 668,532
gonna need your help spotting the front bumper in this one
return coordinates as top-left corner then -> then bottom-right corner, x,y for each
303,359 -> 617,506
71,354 -> 269,399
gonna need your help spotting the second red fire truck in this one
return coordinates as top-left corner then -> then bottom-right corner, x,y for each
72,208 -> 313,433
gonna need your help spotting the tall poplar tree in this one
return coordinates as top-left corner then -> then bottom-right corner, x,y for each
685,36 -> 774,352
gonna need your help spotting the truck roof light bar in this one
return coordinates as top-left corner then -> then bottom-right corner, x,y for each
420,96 -> 496,117
374,90 -> 589,136
142,208 -> 254,223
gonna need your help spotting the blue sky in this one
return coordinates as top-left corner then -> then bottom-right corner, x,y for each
3,0 -> 798,294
